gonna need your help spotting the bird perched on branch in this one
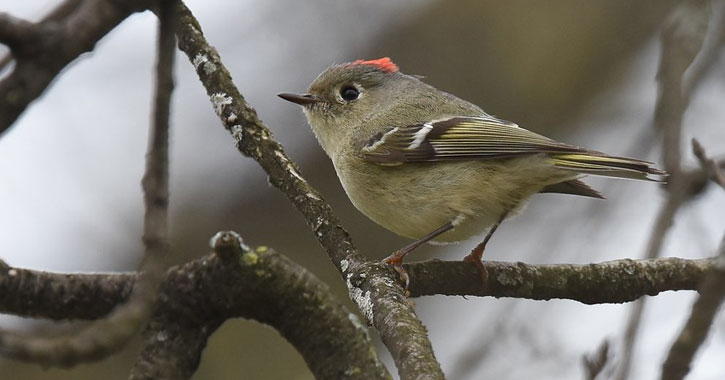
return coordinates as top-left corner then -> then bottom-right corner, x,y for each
279,57 -> 665,289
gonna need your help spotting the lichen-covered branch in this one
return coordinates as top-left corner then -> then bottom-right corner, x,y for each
0,0 -> 175,366
0,257 -> 714,319
134,232 -> 391,380
0,234 -> 391,379
173,3 -> 362,271
405,257 -> 711,303
172,3 -> 442,378
0,257 -> 711,321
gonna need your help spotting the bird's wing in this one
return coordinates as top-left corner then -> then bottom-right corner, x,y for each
360,116 -> 666,181
360,115 -> 582,164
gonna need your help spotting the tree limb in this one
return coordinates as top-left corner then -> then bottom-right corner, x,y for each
0,233 -> 392,379
0,0 -> 175,366
616,2 -> 711,378
136,232 -> 392,380
661,240 -> 725,380
661,144 -> 725,380
0,0 -> 151,134
0,257 -> 712,320
406,257 -> 711,303
172,3 -> 442,378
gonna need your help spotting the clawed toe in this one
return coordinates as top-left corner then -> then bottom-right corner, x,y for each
463,253 -> 488,285
383,252 -> 410,295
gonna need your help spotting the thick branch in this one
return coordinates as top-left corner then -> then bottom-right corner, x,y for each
132,232 -> 390,380
1,237 -> 391,379
0,13 -> 38,50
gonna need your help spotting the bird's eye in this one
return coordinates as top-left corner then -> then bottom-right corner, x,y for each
340,86 -> 360,101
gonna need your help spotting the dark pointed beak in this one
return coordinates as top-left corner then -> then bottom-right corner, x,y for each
277,92 -> 323,106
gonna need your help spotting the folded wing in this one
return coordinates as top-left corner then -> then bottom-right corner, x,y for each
360,116 -> 666,182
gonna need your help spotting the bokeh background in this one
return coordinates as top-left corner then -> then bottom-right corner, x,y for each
1,0 -> 724,379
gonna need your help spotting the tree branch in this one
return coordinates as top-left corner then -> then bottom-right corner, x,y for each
1,233 -> 391,379
692,139 -> 725,190
406,258 -> 711,303
661,144 -> 725,380
0,0 -> 175,366
0,257 -> 712,320
172,2 -> 442,378
661,239 -> 725,380
0,0 -> 151,134
616,2 -> 711,378
0,258 -> 133,320
0,13 -> 38,50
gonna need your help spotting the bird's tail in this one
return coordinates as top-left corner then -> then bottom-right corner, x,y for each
549,152 -> 667,182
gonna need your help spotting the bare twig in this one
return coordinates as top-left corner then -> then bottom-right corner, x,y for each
0,0 -> 176,366
692,139 -> 725,190
661,143 -> 725,380
661,235 -> 725,380
173,3 -> 443,378
655,0 -> 709,176
583,340 -> 610,380
684,1 -> 725,98
616,2 -> 711,379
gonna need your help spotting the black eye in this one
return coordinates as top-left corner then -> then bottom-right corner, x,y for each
340,86 -> 360,101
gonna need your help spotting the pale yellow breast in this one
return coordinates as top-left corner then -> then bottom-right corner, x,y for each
333,155 -> 576,243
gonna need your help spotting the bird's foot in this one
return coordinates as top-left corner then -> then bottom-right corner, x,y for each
383,251 -> 410,296
463,251 -> 488,285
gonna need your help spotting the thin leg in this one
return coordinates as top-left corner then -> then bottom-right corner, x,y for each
463,212 -> 509,284
383,221 -> 455,292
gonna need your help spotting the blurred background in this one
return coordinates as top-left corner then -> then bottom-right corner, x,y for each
1,0 -> 724,379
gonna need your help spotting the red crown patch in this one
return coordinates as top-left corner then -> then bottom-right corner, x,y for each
350,57 -> 399,73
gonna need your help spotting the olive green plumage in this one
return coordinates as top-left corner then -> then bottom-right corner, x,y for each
279,58 -> 665,244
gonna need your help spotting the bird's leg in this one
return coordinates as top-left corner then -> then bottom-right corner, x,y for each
463,212 -> 509,284
383,221 -> 455,292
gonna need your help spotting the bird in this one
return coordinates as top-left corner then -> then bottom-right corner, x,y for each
278,57 -> 665,289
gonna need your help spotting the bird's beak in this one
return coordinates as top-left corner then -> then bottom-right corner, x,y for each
277,92 -> 323,106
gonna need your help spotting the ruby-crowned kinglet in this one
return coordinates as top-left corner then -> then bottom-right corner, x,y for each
279,57 -> 665,287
